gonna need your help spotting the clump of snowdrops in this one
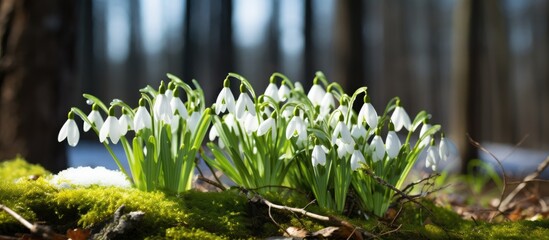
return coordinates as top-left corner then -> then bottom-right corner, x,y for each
205,72 -> 448,216
58,72 -> 449,217
58,74 -> 211,194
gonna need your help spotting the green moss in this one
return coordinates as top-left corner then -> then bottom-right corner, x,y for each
3,159 -> 549,239
165,227 -> 229,240
0,157 -> 49,181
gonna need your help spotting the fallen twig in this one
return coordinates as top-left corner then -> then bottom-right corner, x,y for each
498,155 -> 549,212
0,203 -> 64,239
466,134 -> 509,215
245,189 -> 372,239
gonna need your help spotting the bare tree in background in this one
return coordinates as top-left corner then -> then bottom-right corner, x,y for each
0,0 -> 74,172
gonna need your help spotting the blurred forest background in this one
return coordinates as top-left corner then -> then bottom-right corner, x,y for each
1,0 -> 548,173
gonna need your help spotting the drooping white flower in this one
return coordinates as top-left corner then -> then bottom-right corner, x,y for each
391,104 -> 412,132
294,82 -> 304,92
357,96 -> 378,128
286,115 -> 307,144
312,144 -> 328,167
307,83 -> 326,106
426,144 -> 440,171
264,82 -> 280,102
99,110 -> 122,144
235,91 -> 256,119
209,125 -> 225,148
336,138 -> 355,158
278,83 -> 291,101
118,111 -> 133,136
187,111 -> 201,135
223,113 -> 239,133
257,116 -> 276,140
418,122 -> 432,148
332,120 -> 353,144
83,105 -> 104,132
351,124 -> 367,141
153,92 -> 172,123
319,92 -> 335,118
351,149 -> 366,171
58,112 -> 80,147
439,135 -> 450,162
215,82 -> 235,115
243,112 -> 259,135
370,135 -> 385,162
385,130 -> 401,159
170,90 -> 189,119
170,114 -> 181,134
134,99 -> 152,132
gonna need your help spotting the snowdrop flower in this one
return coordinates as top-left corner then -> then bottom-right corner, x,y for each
170,88 -> 189,119
215,79 -> 235,115
357,95 -> 378,128
187,111 -> 201,135
58,111 -> 80,147
294,81 -> 304,92
335,138 -> 355,158
370,134 -> 385,162
235,85 -> 256,119
385,123 -> 401,159
425,140 -> 440,171
134,99 -> 152,132
418,120 -> 432,148
83,104 -> 104,132
209,125 -> 225,148
99,107 -> 122,144
312,144 -> 328,167
391,100 -> 412,132
118,109 -> 133,136
307,82 -> 326,106
153,82 -> 172,123
257,113 -> 277,140
439,134 -> 450,162
278,82 -> 291,101
319,91 -> 335,118
351,124 -> 368,142
170,113 -> 181,134
286,114 -> 307,144
332,117 -> 353,144
351,149 -> 366,171
264,82 -> 280,102
243,112 -> 259,135
165,82 -> 175,101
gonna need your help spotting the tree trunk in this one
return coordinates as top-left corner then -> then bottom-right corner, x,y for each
0,0 -> 75,172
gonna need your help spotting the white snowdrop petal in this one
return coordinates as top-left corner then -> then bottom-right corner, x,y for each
278,84 -> 291,101
307,84 -> 326,106
67,120 -> 80,147
264,83 -> 280,102
439,137 -> 450,161
58,120 -> 70,142
385,131 -> 401,159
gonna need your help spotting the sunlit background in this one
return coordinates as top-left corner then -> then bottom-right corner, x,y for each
1,0 -> 549,175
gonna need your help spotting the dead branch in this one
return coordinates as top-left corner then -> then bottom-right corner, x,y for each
466,134 -> 508,211
499,154 -> 549,212
197,175 -> 227,191
0,203 -> 64,239
246,191 -> 372,239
